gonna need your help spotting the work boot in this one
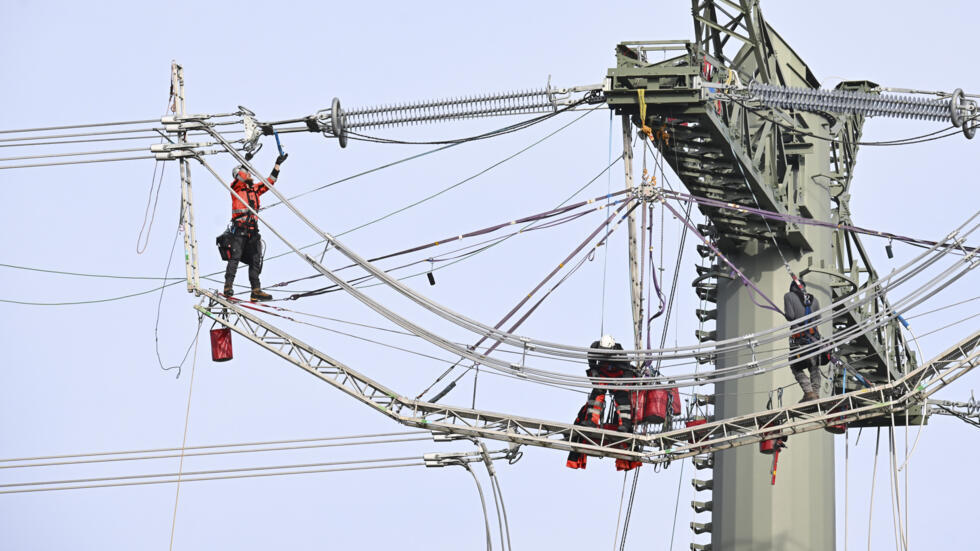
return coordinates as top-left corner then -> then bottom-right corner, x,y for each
223,282 -> 235,297
250,288 -> 273,302
617,420 -> 634,433
801,391 -> 820,403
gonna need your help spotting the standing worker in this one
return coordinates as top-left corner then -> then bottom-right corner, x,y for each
580,335 -> 635,432
566,334 -> 636,470
222,154 -> 287,301
783,278 -> 829,402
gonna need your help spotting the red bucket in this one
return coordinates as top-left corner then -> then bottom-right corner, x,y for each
825,422 -> 847,434
685,417 -> 708,443
825,404 -> 848,434
210,327 -> 233,362
759,434 -> 787,454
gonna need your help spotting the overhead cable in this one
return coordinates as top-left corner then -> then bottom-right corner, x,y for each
0,118 -> 160,134
0,459 -> 423,495
0,430 -> 430,464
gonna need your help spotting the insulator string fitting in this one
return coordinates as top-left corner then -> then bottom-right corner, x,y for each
732,83 -> 978,138
311,85 -> 589,147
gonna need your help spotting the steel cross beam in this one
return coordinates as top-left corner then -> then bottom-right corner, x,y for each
692,0 -> 777,84
195,288 -> 980,465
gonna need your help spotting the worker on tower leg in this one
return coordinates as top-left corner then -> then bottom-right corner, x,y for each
223,154 -> 287,301
783,278 -> 829,402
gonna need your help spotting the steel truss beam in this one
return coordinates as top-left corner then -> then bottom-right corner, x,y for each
196,289 -> 980,465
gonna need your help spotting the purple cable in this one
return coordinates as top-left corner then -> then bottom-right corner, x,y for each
660,189 -> 977,254
658,196 -> 785,315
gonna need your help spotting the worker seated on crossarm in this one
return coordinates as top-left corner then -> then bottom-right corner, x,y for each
783,278 -> 830,402
223,154 -> 287,302
580,335 -> 635,432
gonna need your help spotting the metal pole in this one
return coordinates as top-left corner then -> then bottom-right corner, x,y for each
173,61 -> 200,294
621,116 -> 642,351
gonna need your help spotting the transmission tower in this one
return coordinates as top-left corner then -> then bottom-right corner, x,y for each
145,3 -> 980,550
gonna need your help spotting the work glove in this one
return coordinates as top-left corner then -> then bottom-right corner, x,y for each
276,153 -> 288,165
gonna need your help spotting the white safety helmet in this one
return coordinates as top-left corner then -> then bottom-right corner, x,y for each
599,334 -> 616,349
232,165 -> 251,181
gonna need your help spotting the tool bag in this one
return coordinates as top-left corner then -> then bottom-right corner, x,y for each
216,226 -> 235,261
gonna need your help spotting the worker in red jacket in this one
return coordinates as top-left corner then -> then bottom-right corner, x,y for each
581,335 -> 634,432
223,154 -> 287,301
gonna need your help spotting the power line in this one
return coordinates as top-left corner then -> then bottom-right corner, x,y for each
0,146 -> 149,162
0,436 -> 435,470
262,142 -> 462,210
0,126 -> 163,143
0,155 -> 157,170
0,430 -> 430,464
0,263 -> 184,280
0,118 -> 160,134
904,294 -> 980,320
332,107 -> 600,237
0,459 -> 424,495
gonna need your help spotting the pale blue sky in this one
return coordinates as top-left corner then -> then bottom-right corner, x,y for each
1,1 -> 978,549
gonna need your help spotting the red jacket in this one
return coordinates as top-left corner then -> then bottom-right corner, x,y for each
230,169 -> 277,230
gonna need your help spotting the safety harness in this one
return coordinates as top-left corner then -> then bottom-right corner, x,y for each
231,170 -> 270,232
790,286 -> 820,342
